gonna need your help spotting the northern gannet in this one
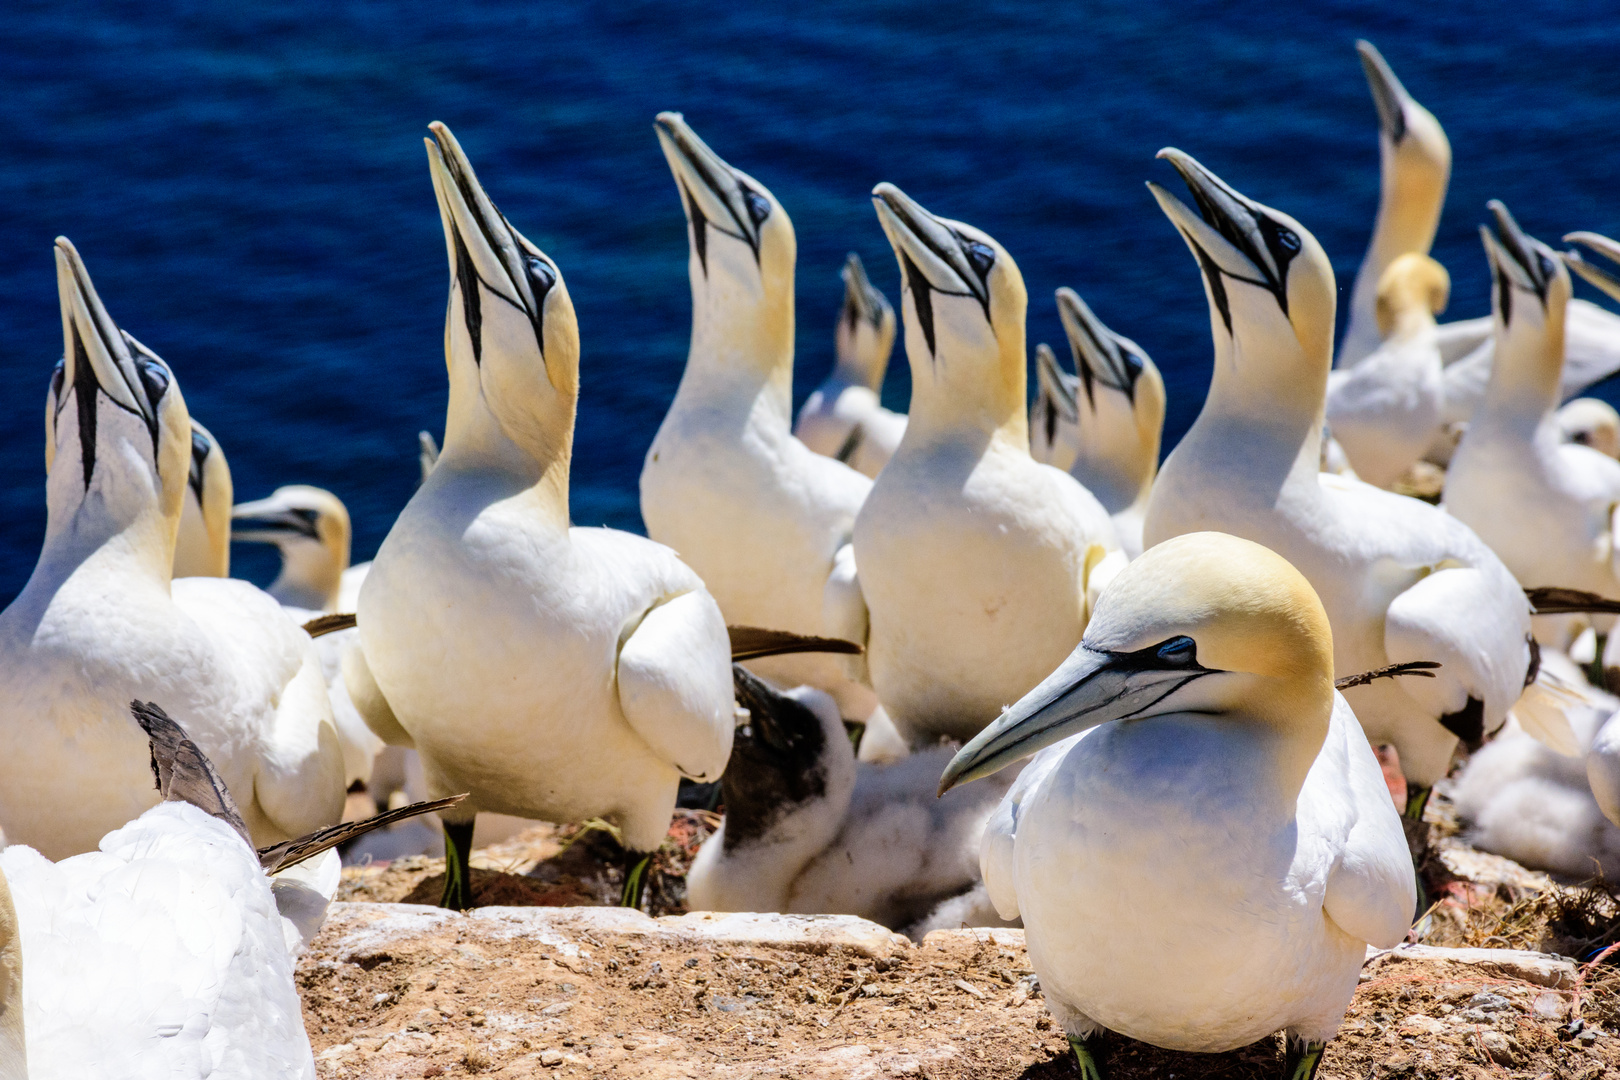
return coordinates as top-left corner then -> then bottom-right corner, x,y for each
1556,397 -> 1620,459
1028,342 -> 1080,472
173,420 -> 231,578
794,253 -> 906,478
1338,40 -> 1451,369
640,114 -> 876,721
1052,287 -> 1164,557
854,183 -> 1121,747
1324,253 -> 1449,487
232,485 -> 382,789
687,666 -> 1017,936
358,123 -> 736,909
940,531 -> 1414,1080
1445,204 -> 1620,643
1143,152 -> 1538,815
0,238 -> 345,859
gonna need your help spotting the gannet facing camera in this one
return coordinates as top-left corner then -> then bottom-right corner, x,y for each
640,114 -> 876,721
940,532 -> 1414,1080
852,184 -> 1121,747
1338,40 -> 1451,369
687,667 -> 1018,936
0,238 -> 344,859
1556,397 -> 1620,459
1051,286 -> 1164,557
1325,254 -> 1448,488
173,420 -> 232,578
794,252 -> 907,478
1143,151 -> 1540,816
1446,204 -> 1620,646
358,123 -> 735,909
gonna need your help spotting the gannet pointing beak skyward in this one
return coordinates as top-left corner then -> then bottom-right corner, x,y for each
855,183 -> 1121,747
942,532 -> 1414,1080
1142,152 -> 1544,817
173,419 -> 232,578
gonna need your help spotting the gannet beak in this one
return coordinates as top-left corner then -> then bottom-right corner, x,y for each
424,122 -> 558,364
1480,200 -> 1558,304
1356,40 -> 1413,145
1055,287 -> 1148,407
54,237 -> 167,430
654,112 -> 772,267
1034,343 -> 1078,422
231,491 -> 320,544
938,637 -> 1213,794
1563,231 -> 1620,303
841,252 -> 891,331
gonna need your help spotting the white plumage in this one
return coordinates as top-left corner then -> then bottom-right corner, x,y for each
1555,397 -> 1620,459
794,252 -> 907,479
1143,151 -> 1537,801
853,183 -> 1122,747
0,238 -> 344,859
944,531 -> 1412,1065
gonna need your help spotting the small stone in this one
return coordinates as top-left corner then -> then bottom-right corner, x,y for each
684,958 -> 699,968
1398,1014 -> 1446,1037
621,1040 -> 639,1050
1479,1030 -> 1520,1066
1534,992 -> 1569,1020
540,1048 -> 564,1066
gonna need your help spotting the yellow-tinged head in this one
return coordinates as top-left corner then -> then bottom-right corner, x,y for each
1374,253 -> 1449,338
1481,200 -> 1570,396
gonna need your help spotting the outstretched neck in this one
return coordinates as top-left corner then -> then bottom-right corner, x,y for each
269,543 -> 346,612
677,273 -> 795,428
438,365 -> 571,532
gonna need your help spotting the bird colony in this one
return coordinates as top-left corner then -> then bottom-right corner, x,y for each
4,39 -> 1620,1080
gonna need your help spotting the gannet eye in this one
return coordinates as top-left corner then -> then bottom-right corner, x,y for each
961,239 -> 995,282
1155,636 -> 1198,667
524,255 -> 557,301
50,358 -> 65,402
741,186 -> 771,229
136,356 -> 170,404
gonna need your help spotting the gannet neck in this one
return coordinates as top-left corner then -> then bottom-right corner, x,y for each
1476,203 -> 1571,429
681,256 -> 796,421
173,420 -> 232,578
872,184 -> 1029,450
831,252 -> 896,392
1341,42 -> 1452,367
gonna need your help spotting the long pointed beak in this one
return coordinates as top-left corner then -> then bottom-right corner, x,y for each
841,252 -> 890,330
871,183 -> 988,310
1482,200 -> 1557,301
54,237 -> 156,424
1034,343 -> 1078,421
424,123 -> 532,316
938,644 -> 1213,794
1356,40 -> 1411,144
654,112 -> 765,257
231,494 -> 320,543
1563,232 -> 1620,303
1056,287 -> 1147,406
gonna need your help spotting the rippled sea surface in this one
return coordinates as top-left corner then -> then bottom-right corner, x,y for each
2,1 -> 1617,601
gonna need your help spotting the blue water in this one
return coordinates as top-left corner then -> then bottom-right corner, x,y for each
2,2 -> 1618,603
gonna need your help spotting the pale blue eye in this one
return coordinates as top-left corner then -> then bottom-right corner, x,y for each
1157,637 -> 1196,666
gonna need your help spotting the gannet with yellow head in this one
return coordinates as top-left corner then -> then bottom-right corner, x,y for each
853,184 -> 1122,747
1325,253 -> 1449,487
640,114 -> 877,722
1555,397 -> 1620,460
1143,151 -> 1541,815
357,124 -> 735,908
0,239 -> 344,859
172,420 -> 232,578
1445,205 -> 1620,638
940,532 -> 1413,1080
794,253 -> 907,478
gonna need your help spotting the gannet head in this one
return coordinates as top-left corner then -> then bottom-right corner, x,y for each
1555,398 -> 1620,459
1056,287 -> 1165,507
1563,231 -> 1620,304
1481,200 -> 1569,388
1358,41 -> 1451,237
655,113 -> 795,378
45,238 -> 191,563
833,252 -> 896,391
425,122 -> 579,470
871,182 -> 1027,438
1148,150 -> 1337,402
173,420 -> 233,578
1374,252 -> 1449,340
1029,342 -> 1080,469
939,531 -> 1334,794
231,485 -> 352,611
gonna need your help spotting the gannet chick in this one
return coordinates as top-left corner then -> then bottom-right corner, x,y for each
1143,151 -> 1538,816
1339,41 -> 1451,369
1556,398 -> 1620,459
687,668 -> 1017,936
1325,254 -> 1448,488
232,486 -> 382,789
173,420 -> 232,578
358,123 -> 735,909
641,114 -> 876,721
1052,286 -> 1164,557
794,253 -> 906,478
1446,204 -> 1620,646
0,238 -> 344,859
854,184 -> 1121,747
940,532 -> 1414,1080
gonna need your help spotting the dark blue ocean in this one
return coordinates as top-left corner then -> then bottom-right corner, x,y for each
2,2 -> 1617,602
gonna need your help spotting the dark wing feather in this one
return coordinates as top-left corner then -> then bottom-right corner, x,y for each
1334,661 -> 1441,691
130,700 -> 253,850
302,613 -> 358,638
257,794 -> 466,874
1525,587 -> 1620,616
727,625 -> 862,662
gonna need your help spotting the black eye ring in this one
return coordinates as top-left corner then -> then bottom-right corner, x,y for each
1156,636 -> 1197,666
524,255 -> 557,299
